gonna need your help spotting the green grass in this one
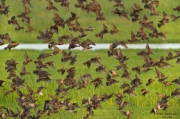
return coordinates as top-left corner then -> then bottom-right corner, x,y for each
0,49 -> 180,119
0,0 -> 180,43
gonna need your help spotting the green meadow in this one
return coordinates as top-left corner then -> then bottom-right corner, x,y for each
0,49 -> 180,119
0,0 -> 180,43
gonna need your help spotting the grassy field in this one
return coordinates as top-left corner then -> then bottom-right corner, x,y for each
0,49 -> 180,119
0,0 -> 180,43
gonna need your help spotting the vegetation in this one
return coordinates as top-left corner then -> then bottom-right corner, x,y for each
0,49 -> 180,119
0,0 -> 180,44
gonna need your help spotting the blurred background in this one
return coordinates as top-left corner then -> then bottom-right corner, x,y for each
0,0 -> 180,44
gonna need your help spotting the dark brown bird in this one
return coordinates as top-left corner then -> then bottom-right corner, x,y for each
52,45 -> 62,55
20,65 -> 30,76
22,0 -> 33,8
91,57 -> 102,66
2,106 -> 18,118
17,12 -> 31,24
149,7 -> 159,16
146,78 -> 155,86
23,5 -> 32,14
48,26 -> 58,34
139,15 -> 154,30
120,110 -> 133,119
118,10 -> 129,20
106,74 -> 119,86
114,93 -> 125,104
173,5 -> 180,12
158,12 -> 169,28
176,58 -> 180,64
96,65 -> 107,74
151,0 -> 159,8
46,0 -> 58,11
69,20 -> 82,32
37,53 -> 52,60
112,8 -> 129,20
0,80 -> 5,87
132,66 -> 141,74
109,70 -> 119,77
120,83 -> 130,89
44,61 -> 55,69
116,48 -> 129,62
53,14 -> 65,29
95,24 -> 109,40
0,0 -> 9,16
1,33 -> 11,42
121,69 -> 131,80
84,26 -> 94,32
77,79 -> 88,90
100,93 -> 113,101
171,88 -> 180,97
37,28 -> 54,42
80,39 -> 95,50
141,89 -> 149,96
75,0 -> 87,10
66,12 -> 79,26
36,86 -> 46,95
25,23 -> 35,32
83,60 -> 91,68
166,50 -> 174,61
57,37 -> 65,45
150,107 -> 157,114
4,41 -> 19,50
142,67 -> 152,72
60,0 -> 71,11
91,77 -> 103,88
171,77 -> 180,86
69,55 -> 78,65
143,2 -> 153,10
134,3 -> 143,12
53,13 -> 62,24
130,3 -> 143,20
113,0 -> 125,9
153,56 -> 173,68
158,32 -> 166,41
107,44 -> 116,57
96,12 -> 106,21
146,44 -> 153,55
114,62 -> 128,71
123,87 -> 136,96
81,73 -> 93,80
131,14 -> 141,23
131,75 -> 142,88
149,28 -> 159,38
109,41 -> 127,50
128,31 -> 140,43
162,81 -> 172,88
110,23 -> 119,35
155,67 -> 168,82
112,8 -> 121,15
57,67 -> 67,75
171,14 -> 180,22
8,16 -> 24,31
118,100 -> 130,110
85,0 -> 101,15
174,50 -> 180,58
23,52 -> 32,65
61,50 -> 72,62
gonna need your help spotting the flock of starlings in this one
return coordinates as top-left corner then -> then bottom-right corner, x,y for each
0,0 -> 180,119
